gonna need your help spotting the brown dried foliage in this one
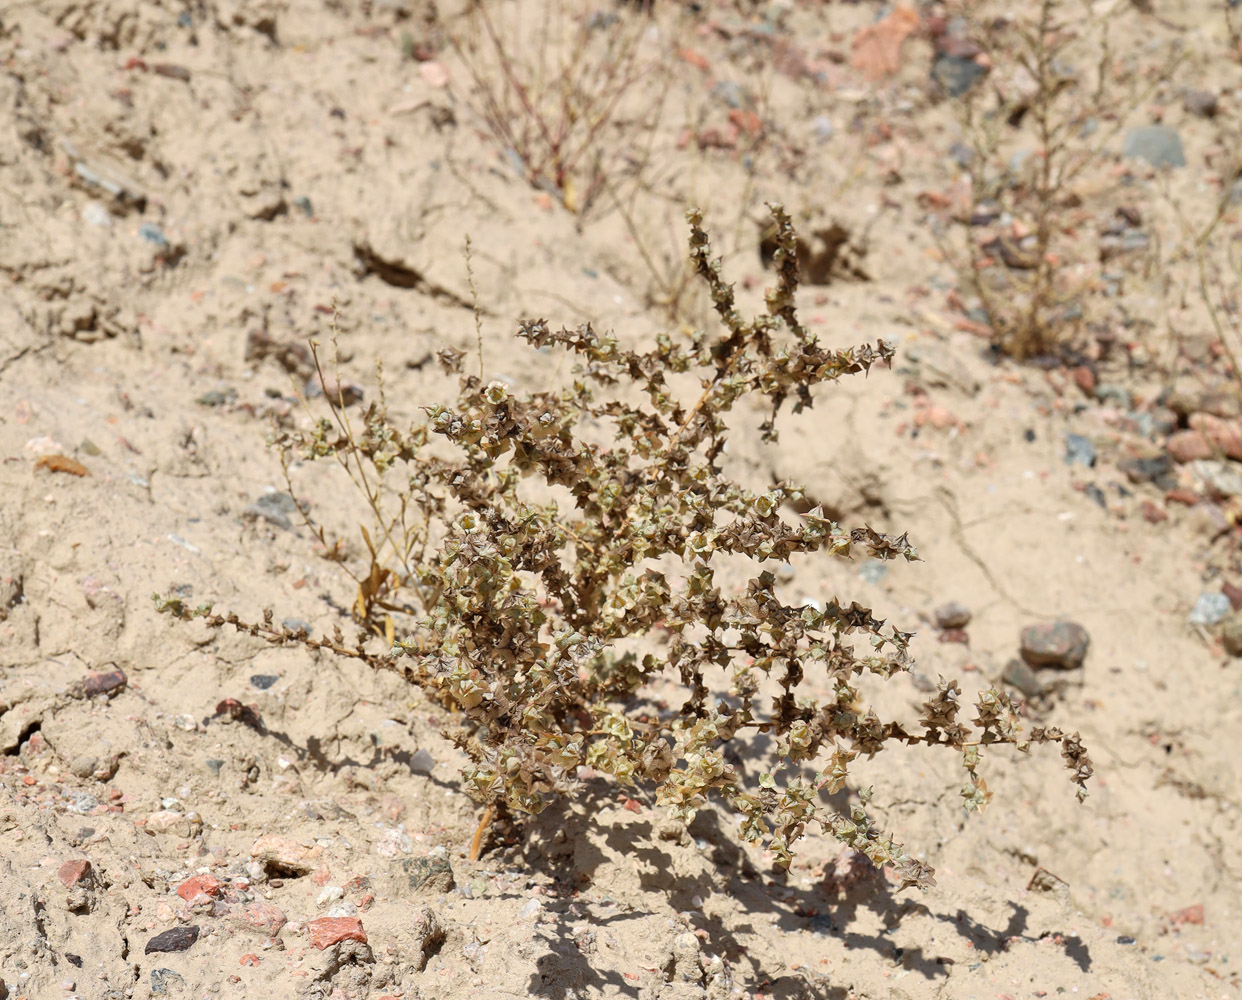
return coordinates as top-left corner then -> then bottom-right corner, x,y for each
157,206 -> 1090,888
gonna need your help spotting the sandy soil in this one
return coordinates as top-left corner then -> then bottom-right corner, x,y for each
0,1 -> 1240,998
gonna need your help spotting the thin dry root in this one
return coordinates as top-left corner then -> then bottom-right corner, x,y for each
468,805 -> 495,862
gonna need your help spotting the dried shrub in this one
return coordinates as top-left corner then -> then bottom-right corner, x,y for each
156,205 -> 1090,888
448,0 -> 673,214
939,0 -> 1181,359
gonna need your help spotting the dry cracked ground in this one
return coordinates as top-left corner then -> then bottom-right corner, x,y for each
0,1 -> 1240,999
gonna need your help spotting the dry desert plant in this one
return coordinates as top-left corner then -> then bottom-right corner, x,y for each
447,0 -> 674,215
941,0 -> 1181,359
157,205 -> 1091,887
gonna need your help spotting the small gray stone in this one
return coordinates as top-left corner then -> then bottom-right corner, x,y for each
409,748 -> 436,775
932,54 -> 987,97
244,491 -> 298,530
1000,658 -> 1043,699
1064,434 -> 1096,467
1123,125 -> 1185,169
1020,621 -> 1090,669
70,755 -> 98,779
139,222 -> 169,248
1189,591 -> 1232,626
934,601 -> 971,630
150,968 -> 185,995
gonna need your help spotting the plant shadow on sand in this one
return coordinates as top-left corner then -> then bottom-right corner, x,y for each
503,784 -> 1090,999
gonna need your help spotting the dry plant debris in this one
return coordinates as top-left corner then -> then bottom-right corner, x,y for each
157,206 -> 1091,889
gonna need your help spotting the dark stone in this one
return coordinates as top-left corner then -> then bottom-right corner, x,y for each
204,759 -> 225,776
1123,126 -> 1185,169
1220,610 -> 1242,656
1118,455 -> 1173,488
145,926 -> 200,955
934,601 -> 971,629
249,674 -> 280,690
1182,89 -> 1218,119
196,388 -> 237,407
1020,621 -> 1090,669
1001,658 -> 1044,699
80,669 -> 127,698
402,855 -> 455,893
1084,483 -> 1107,508
932,55 -> 987,97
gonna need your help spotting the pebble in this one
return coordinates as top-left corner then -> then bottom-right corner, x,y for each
145,925 -> 200,954
230,900 -> 287,936
1189,460 -> 1242,499
1182,89 -> 1218,118
1123,125 -> 1185,168
1118,455 -> 1173,489
244,492 -> 298,530
1064,434 -> 1096,467
710,80 -> 748,109
177,874 -> 221,900
408,748 -> 436,775
251,835 -> 323,875
69,755 -> 98,779
933,601 -> 971,629
78,669 -> 127,698
146,810 -> 189,835
294,195 -> 314,217
403,853 -> 455,893
250,674 -> 280,690
1019,621 -> 1090,669
58,860 -> 92,888
138,222 -> 170,248
1223,581 -> 1242,610
1000,659 -> 1043,699
82,201 -> 112,227
316,885 -> 345,907
311,375 -> 364,408
932,54 -> 987,96
1220,611 -> 1242,656
150,969 -> 185,995
306,916 -> 367,950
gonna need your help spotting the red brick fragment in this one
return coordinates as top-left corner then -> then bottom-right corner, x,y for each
177,874 -> 221,901
58,859 -> 92,888
1165,488 -> 1200,506
306,916 -> 367,950
240,953 -> 261,967
1171,903 -> 1204,925
1140,500 -> 1168,524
